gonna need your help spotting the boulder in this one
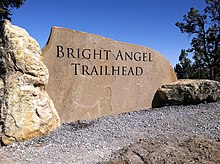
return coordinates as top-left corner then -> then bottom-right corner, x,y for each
105,136 -> 220,163
42,26 -> 177,123
0,20 -> 60,145
152,79 -> 220,108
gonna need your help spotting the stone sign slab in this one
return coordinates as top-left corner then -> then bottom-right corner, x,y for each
42,27 -> 177,123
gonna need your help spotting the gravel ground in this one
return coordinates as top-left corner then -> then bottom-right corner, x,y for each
0,102 -> 220,163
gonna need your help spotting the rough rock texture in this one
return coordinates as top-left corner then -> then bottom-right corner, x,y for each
0,20 -> 60,145
105,136 -> 220,164
42,26 -> 177,123
152,79 -> 220,108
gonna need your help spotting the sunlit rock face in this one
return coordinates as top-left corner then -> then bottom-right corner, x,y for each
42,26 -> 177,123
0,20 -> 60,145
152,79 -> 220,108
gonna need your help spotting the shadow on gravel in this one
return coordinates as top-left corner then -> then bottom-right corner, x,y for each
62,121 -> 94,132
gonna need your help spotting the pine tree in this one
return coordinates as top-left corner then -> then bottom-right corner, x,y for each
0,0 -> 25,22
175,0 -> 220,80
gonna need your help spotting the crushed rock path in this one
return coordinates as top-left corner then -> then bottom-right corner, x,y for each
0,102 -> 220,163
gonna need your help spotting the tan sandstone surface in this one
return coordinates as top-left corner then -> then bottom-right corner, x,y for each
42,27 -> 177,123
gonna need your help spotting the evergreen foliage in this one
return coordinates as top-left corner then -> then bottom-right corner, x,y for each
175,0 -> 220,80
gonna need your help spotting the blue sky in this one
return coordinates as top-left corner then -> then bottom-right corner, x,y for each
11,0 -> 206,66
